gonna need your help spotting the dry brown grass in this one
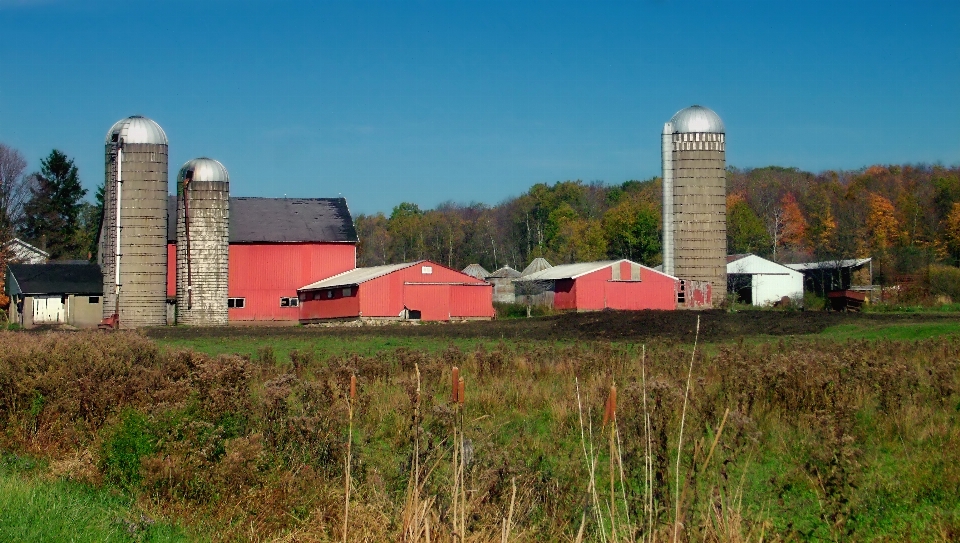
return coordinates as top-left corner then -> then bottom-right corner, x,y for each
0,330 -> 958,541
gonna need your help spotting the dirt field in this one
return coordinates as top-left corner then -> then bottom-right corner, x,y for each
145,309 -> 958,343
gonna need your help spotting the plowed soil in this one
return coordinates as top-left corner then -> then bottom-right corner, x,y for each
145,310 -> 957,344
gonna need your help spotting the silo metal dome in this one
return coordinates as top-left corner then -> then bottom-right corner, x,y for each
178,157 -> 230,184
105,115 -> 168,145
669,105 -> 725,134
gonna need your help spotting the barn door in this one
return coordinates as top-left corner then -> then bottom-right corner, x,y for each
33,296 -> 64,324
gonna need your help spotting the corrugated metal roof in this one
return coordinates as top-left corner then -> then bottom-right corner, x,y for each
521,257 -> 552,276
519,260 -> 620,281
727,254 -> 802,276
519,259 -> 677,281
461,263 -> 490,279
785,258 -> 872,272
105,115 -> 168,145
178,158 -> 229,184
487,266 -> 521,279
299,262 -> 421,290
669,105 -> 724,134
167,196 -> 357,243
7,263 -> 102,295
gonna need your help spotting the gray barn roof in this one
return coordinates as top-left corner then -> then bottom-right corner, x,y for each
167,195 -> 357,243
7,263 -> 103,296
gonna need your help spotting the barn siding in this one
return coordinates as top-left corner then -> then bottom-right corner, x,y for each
302,260 -> 493,322
450,284 -> 496,318
228,243 -> 355,321
298,285 -> 361,320
404,284 -> 451,320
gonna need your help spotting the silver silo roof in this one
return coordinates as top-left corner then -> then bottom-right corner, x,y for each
668,105 -> 724,134
178,158 -> 229,183
105,115 -> 168,145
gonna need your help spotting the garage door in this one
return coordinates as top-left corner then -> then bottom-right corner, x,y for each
33,296 -> 64,324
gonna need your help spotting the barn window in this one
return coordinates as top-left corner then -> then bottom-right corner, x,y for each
342,287 -> 353,297
228,297 -> 245,309
422,266 -> 433,275
88,296 -> 100,303
326,290 -> 334,299
280,297 -> 299,307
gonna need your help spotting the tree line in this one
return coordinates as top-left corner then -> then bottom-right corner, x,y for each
357,164 -> 960,285
0,143 -> 98,262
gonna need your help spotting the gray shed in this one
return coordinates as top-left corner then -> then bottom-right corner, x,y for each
487,266 -> 521,303
6,263 -> 103,329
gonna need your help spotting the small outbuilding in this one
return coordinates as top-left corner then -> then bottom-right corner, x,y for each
486,266 -> 522,303
461,263 -> 490,280
298,260 -> 494,322
785,258 -> 873,296
6,263 -> 103,328
727,254 -> 804,306
516,259 -> 679,311
3,238 -> 49,264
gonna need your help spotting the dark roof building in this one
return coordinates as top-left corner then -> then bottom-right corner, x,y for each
165,195 -> 358,322
7,263 -> 102,296
167,196 -> 358,244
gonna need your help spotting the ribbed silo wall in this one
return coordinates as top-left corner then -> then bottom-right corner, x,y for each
102,143 -> 169,327
176,180 -> 229,325
671,132 -> 726,304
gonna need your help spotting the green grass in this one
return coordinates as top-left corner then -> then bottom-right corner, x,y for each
818,320 -> 960,341
0,455 -> 195,542
155,333 -> 573,363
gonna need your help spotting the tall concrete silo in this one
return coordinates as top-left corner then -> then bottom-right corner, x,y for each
661,105 -> 726,304
175,158 -> 229,326
102,116 -> 169,327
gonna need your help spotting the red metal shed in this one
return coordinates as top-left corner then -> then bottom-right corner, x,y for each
167,197 -> 357,322
298,260 -> 494,322
516,259 -> 680,311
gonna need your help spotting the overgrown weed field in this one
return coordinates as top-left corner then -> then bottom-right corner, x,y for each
1,311 -> 959,541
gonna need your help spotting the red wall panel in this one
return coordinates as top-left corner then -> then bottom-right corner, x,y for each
551,262 -> 679,311
166,243 -> 176,297
299,287 -> 361,320
573,267 -> 610,310
228,243 -> 355,321
449,285 -> 495,318
553,279 -> 577,310
403,284 -> 451,321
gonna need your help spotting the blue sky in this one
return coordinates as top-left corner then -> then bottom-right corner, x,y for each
1,0 -> 958,215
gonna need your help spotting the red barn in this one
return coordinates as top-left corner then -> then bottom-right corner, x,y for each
298,260 -> 493,322
167,197 -> 357,322
516,259 -> 680,311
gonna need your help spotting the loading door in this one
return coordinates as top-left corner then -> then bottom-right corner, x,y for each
403,284 -> 451,321
33,295 -> 64,324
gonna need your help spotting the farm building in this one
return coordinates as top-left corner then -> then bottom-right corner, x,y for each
515,259 -> 682,311
3,238 -> 49,264
727,254 -> 804,306
517,258 -> 554,307
298,260 -> 493,322
487,266 -> 521,303
785,258 -> 873,296
167,196 -> 357,322
6,263 -> 103,328
461,263 -> 490,280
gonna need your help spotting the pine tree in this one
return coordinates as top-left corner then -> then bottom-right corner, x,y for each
20,149 -> 87,259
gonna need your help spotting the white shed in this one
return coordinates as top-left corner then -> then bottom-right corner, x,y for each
727,254 -> 804,306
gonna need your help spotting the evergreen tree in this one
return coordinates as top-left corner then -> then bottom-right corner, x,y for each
20,150 -> 87,259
